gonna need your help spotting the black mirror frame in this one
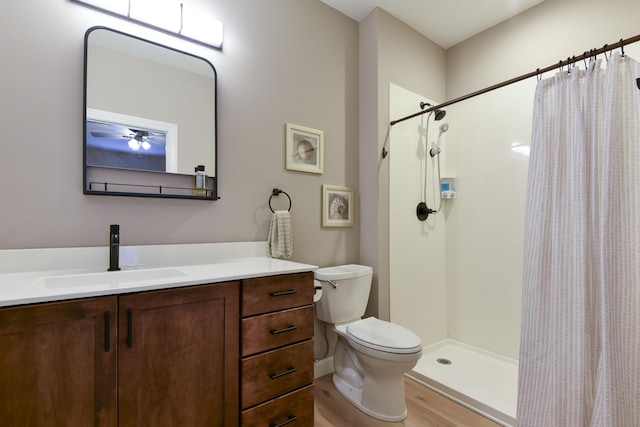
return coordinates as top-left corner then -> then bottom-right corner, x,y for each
82,26 -> 219,200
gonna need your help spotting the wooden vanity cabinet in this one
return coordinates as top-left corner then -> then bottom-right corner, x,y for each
240,272 -> 314,427
0,296 -> 118,427
0,270 -> 315,427
0,281 -> 239,427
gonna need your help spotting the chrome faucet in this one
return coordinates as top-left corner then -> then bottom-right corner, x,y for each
108,224 -> 120,271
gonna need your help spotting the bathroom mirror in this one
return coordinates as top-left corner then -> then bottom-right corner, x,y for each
83,26 -> 218,199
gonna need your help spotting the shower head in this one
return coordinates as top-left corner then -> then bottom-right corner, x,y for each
430,122 -> 449,157
434,109 -> 446,121
420,102 -> 446,121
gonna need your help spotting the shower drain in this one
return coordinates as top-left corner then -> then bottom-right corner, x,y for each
436,358 -> 452,365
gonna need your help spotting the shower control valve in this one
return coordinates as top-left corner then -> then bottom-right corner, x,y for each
416,202 -> 437,221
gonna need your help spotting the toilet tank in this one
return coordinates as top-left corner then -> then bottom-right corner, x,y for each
314,264 -> 373,324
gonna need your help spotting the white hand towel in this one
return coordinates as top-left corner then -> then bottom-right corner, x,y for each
267,210 -> 292,259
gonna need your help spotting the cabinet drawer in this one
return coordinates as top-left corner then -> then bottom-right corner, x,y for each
242,306 -> 314,356
242,272 -> 313,316
241,385 -> 313,427
242,340 -> 313,409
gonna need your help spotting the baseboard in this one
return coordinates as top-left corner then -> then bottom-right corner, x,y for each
314,357 -> 334,379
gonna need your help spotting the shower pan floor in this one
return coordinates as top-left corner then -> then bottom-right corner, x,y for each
407,339 -> 518,427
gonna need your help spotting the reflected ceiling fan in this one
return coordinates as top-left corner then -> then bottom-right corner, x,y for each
88,121 -> 166,151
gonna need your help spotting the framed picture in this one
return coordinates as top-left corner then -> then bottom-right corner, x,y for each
322,185 -> 354,227
285,123 -> 324,174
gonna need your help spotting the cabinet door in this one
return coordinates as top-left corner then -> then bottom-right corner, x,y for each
119,282 -> 239,427
0,297 -> 118,427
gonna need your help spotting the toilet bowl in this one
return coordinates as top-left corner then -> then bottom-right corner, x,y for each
314,265 -> 423,422
332,318 -> 422,421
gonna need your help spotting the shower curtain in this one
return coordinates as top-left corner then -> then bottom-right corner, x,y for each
517,52 -> 640,426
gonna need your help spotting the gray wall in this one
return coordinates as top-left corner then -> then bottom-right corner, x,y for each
0,0 -> 359,268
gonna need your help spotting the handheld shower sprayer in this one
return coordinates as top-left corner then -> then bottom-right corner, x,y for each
416,102 -> 449,221
430,122 -> 449,157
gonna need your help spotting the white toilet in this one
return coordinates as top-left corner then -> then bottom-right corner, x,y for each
314,264 -> 423,422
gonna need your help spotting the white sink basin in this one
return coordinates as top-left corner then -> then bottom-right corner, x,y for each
33,267 -> 187,291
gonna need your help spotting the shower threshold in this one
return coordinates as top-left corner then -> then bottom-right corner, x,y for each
406,339 -> 518,427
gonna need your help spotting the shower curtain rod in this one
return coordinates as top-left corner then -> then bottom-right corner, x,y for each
389,33 -> 640,126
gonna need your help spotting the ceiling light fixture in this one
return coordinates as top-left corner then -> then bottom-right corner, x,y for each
128,138 -> 140,151
69,0 -> 223,49
128,135 -> 152,151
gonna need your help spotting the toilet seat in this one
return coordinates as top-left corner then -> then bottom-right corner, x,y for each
346,317 -> 422,354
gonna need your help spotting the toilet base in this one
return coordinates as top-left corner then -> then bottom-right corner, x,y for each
332,373 -> 408,422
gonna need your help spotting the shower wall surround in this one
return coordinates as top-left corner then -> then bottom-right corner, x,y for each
444,0 -> 640,360
389,84 -> 448,347
388,0 -> 640,361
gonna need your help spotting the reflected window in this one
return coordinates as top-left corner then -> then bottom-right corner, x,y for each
86,120 -> 168,172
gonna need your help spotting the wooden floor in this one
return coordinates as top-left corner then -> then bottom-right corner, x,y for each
314,374 -> 502,427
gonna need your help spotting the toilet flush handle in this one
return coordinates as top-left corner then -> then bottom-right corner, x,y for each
319,279 -> 338,289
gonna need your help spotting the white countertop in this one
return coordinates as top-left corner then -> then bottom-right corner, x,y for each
0,242 -> 317,308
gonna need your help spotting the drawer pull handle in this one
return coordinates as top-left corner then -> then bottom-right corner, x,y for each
271,325 -> 297,335
270,290 -> 297,297
270,415 -> 297,427
269,367 -> 297,379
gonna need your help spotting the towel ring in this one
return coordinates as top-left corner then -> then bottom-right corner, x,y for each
269,188 -> 292,212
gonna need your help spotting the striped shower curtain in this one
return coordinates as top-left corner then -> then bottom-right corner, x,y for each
517,52 -> 640,426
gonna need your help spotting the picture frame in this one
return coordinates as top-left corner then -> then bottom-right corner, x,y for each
322,185 -> 354,227
285,123 -> 324,174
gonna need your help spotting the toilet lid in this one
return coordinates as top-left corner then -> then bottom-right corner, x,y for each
346,317 -> 422,354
